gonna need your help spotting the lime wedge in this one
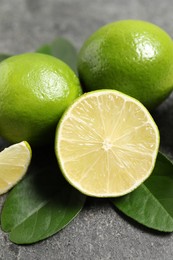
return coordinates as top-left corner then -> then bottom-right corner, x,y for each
0,141 -> 32,195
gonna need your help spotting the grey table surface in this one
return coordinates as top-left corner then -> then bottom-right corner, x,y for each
1,0 -> 173,259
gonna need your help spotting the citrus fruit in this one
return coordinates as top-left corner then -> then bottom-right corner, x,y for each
0,53 -> 82,146
55,90 -> 160,197
78,20 -> 173,109
0,141 -> 31,195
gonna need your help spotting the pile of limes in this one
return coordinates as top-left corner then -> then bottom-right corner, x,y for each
0,19 -> 173,197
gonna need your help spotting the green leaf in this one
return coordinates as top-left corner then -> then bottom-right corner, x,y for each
111,152 -> 173,232
1,164 -> 86,244
0,54 -> 10,62
36,38 -> 78,74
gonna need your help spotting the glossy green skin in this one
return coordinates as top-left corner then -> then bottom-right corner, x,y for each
0,53 -> 82,146
78,20 -> 173,109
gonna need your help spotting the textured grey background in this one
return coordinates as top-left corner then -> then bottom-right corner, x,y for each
1,0 -> 173,259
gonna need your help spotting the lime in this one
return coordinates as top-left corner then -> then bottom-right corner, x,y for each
0,53 -> 82,146
78,20 -> 173,109
55,90 -> 159,197
0,141 -> 31,195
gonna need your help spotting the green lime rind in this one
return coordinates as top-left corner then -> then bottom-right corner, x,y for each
78,20 -> 173,109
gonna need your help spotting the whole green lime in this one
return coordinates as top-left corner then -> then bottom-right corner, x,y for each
78,20 -> 173,109
0,53 -> 82,146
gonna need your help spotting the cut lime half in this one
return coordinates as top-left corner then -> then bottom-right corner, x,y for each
55,90 -> 159,197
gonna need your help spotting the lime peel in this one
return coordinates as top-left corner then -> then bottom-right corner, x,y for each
78,20 -> 173,109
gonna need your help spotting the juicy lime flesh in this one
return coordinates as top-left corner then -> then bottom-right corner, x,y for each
0,141 -> 32,195
56,90 -> 159,197
0,53 -> 82,146
78,20 -> 173,109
